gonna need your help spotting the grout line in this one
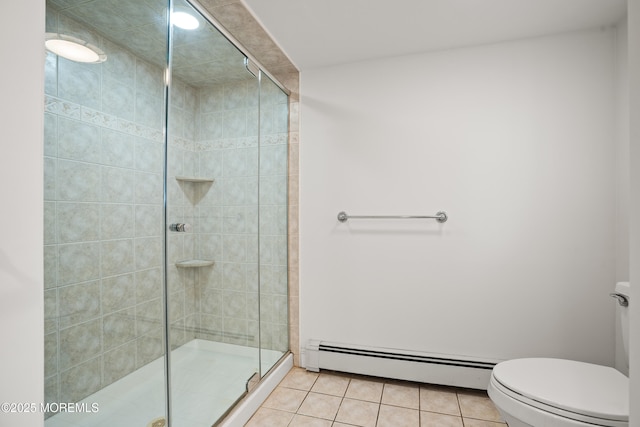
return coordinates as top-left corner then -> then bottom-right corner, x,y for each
455,389 -> 464,420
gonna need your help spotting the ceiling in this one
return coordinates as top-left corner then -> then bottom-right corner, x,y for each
241,0 -> 627,70
48,0 -> 251,87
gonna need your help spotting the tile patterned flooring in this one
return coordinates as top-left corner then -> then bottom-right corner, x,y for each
247,368 -> 507,427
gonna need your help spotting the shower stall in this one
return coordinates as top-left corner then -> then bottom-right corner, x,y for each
43,0 -> 289,425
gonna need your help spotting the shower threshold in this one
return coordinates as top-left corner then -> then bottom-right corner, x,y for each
45,340 -> 284,427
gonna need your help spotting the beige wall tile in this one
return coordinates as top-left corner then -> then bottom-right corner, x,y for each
280,73 -> 300,102
44,332 -> 58,378
58,242 -> 100,285
57,202 -> 100,243
136,298 -> 163,337
58,60 -> 100,110
103,307 -> 136,350
199,0 -> 240,8
135,267 -> 162,303
59,319 -> 101,370
101,239 -> 135,277
44,202 -> 56,245
288,174 -> 299,205
102,166 -> 135,203
288,234 -> 299,270
59,357 -> 102,403
134,237 -> 163,270
103,341 -> 137,386
58,117 -> 101,163
101,204 -> 134,240
289,101 -> 299,133
44,289 -> 57,328
135,330 -> 163,368
208,2 -> 258,31
237,27 -> 292,71
58,281 -> 101,328
44,157 -> 56,201
288,267 -> 299,297
288,203 -> 299,235
44,245 -> 58,289
102,129 -> 134,169
102,273 -> 135,314
44,375 -> 58,417
288,142 -> 299,175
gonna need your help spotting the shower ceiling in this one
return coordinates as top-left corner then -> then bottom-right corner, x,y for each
47,0 -> 250,87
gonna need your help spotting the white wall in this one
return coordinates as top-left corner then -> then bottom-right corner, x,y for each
300,28 -> 621,366
0,0 -> 45,426
615,22 -> 631,375
628,0 -> 640,423
617,23 -> 631,285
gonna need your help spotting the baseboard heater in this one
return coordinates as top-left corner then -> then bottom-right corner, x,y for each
304,340 -> 499,390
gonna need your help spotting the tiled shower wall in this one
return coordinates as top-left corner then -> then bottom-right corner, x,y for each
44,9 -> 171,405
45,3 -> 291,407
165,79 -> 200,351
205,0 -> 300,365
197,0 -> 301,366
168,78 -> 289,351
255,79 -> 290,352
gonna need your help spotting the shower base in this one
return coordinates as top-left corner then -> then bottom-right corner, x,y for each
45,339 -> 284,427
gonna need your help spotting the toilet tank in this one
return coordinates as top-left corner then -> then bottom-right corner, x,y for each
614,282 -> 630,374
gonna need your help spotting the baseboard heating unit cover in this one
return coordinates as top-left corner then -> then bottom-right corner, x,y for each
304,340 -> 499,390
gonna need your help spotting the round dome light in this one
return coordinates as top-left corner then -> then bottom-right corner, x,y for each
45,33 -> 107,63
172,12 -> 200,30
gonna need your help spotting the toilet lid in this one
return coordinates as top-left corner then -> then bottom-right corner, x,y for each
492,358 -> 628,422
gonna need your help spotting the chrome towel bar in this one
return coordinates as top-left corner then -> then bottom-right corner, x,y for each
337,211 -> 448,223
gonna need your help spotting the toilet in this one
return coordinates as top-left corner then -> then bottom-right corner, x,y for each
488,282 -> 630,427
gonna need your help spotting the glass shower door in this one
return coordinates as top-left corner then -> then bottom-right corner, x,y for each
258,73 -> 290,376
44,0 -> 170,425
44,0 -> 289,424
165,0 -> 261,424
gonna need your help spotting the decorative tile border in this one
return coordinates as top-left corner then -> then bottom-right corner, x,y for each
45,96 -> 81,120
45,95 -> 165,144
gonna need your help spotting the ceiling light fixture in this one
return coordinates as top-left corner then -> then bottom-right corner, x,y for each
45,33 -> 107,63
172,12 -> 200,30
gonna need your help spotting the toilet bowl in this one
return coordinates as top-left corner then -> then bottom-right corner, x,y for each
488,282 -> 630,427
488,358 -> 628,426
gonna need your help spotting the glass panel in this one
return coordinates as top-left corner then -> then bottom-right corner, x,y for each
44,0 -> 170,426
259,73 -> 290,375
45,0 -> 290,424
166,1 -> 260,424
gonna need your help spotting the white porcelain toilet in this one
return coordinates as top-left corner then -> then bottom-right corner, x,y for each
488,282 -> 630,427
